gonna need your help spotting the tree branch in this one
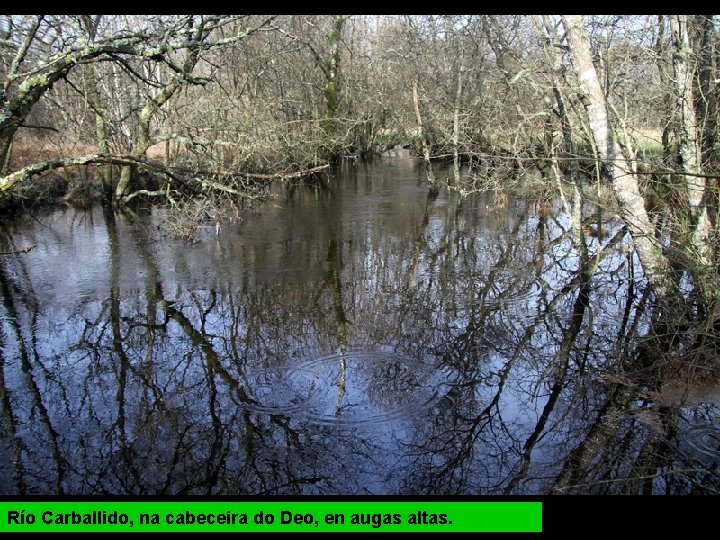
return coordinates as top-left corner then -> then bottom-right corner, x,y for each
7,16 -> 43,83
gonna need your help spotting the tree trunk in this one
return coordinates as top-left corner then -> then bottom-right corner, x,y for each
451,48 -> 464,186
83,64 -> 113,202
323,16 -> 347,121
93,101 -> 113,201
0,136 -> 13,176
80,16 -> 113,204
671,15 -> 714,270
692,15 -> 717,168
115,21 -> 203,201
538,15 -> 578,183
115,99 -> 159,200
562,15 -> 679,303
655,16 -> 676,166
412,81 -> 438,196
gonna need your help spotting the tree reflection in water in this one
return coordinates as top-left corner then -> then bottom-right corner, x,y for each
0,154 -> 718,494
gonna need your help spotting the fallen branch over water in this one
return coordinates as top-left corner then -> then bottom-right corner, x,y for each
0,245 -> 36,255
170,162 -> 330,182
241,163 -> 330,180
0,154 -> 152,193
196,178 -> 258,198
0,154 -> 331,197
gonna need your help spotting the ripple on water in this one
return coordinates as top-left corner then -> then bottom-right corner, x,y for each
680,421 -> 720,468
243,350 -> 453,426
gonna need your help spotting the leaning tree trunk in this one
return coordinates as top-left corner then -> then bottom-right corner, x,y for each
0,70 -> 71,190
561,15 -> 679,304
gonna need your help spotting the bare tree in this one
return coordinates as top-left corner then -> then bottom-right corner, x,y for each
0,15 -> 274,201
561,15 -> 679,303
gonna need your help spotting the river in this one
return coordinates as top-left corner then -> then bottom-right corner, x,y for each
1,151 -> 718,494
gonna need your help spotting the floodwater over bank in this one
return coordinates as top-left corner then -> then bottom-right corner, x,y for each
1,152 -> 719,494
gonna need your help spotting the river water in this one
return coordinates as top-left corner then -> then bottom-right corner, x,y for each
1,151 -> 718,494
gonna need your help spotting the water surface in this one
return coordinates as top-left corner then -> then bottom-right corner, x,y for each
1,152 -> 718,494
